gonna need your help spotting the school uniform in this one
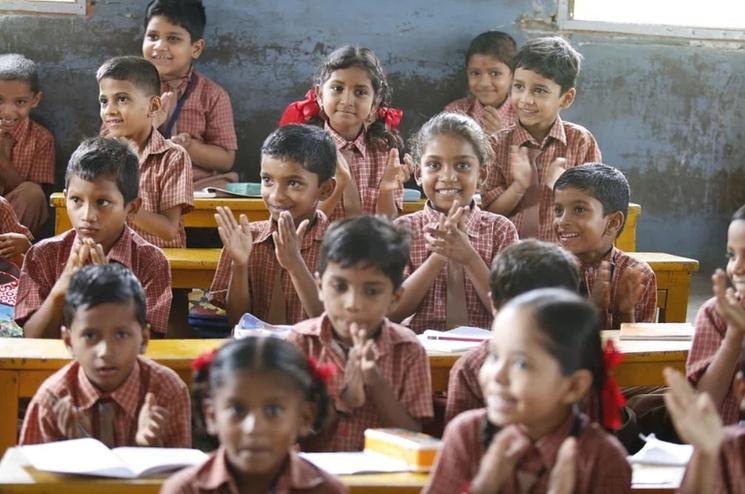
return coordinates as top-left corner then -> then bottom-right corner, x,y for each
679,423 -> 745,493
286,314 -> 433,451
0,195 -> 33,242
423,409 -> 631,494
481,117 -> 602,241
445,341 -> 489,423
133,128 -> 194,248
160,446 -> 348,494
14,226 -> 172,335
444,95 -> 518,132
209,211 -> 329,325
325,123 -> 403,222
158,67 -> 239,190
20,356 -> 190,447
2,117 -> 55,233
687,297 -> 743,425
393,202 -> 517,333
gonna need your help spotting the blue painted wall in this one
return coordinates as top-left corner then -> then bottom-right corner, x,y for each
1,0 -> 742,270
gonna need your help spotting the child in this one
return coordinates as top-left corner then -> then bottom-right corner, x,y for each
391,112 -> 518,332
209,124 -> 335,326
553,163 -> 656,329
445,239 -> 580,423
160,337 -> 347,494
97,55 -> 193,248
15,137 -> 172,338
286,215 -> 433,451
20,263 -> 190,447
424,289 -> 631,494
0,53 -> 55,234
481,36 -> 601,241
279,45 -> 409,220
142,0 -> 238,190
0,194 -> 32,266
688,205 -> 745,425
444,31 -> 518,136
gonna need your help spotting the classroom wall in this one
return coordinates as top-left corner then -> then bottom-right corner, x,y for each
1,0 -> 743,270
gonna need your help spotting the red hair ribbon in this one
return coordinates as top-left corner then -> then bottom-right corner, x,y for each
307,356 -> 336,384
377,106 -> 403,130
601,339 -> 626,430
279,89 -> 321,127
192,348 -> 218,373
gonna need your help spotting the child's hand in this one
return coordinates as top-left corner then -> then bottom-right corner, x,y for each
379,148 -> 409,192
472,426 -> 530,492
663,368 -> 724,457
215,206 -> 253,267
481,106 -> 502,136
272,211 -> 309,271
546,157 -> 568,190
0,232 -> 30,258
170,132 -> 192,150
402,152 -> 414,182
617,264 -> 646,316
335,150 -> 352,189
547,437 -> 577,494
713,269 -> 745,336
509,145 -> 533,192
152,90 -> 176,129
425,202 -> 478,264
351,324 -> 379,386
51,238 -> 104,299
49,392 -> 91,439
589,261 -> 612,313
0,132 -> 13,164
340,324 -> 367,409
136,393 -> 169,447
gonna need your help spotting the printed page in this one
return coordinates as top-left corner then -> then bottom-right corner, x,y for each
300,451 -> 410,475
113,447 -> 208,477
22,438 -> 134,478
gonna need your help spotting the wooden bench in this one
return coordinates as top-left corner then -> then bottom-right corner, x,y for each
628,252 -> 699,323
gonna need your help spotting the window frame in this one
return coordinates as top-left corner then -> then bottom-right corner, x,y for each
1,0 -> 88,16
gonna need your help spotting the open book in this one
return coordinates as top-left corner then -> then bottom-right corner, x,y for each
194,183 -> 262,199
620,323 -> 694,341
416,326 -> 490,353
21,438 -> 208,479
233,312 -> 291,339
628,434 -> 693,466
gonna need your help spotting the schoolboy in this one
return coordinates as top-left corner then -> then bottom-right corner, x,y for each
20,263 -> 190,447
143,0 -> 238,189
0,53 -> 55,234
445,239 -> 581,423
444,31 -> 518,135
209,124 -> 335,326
97,55 -> 193,248
15,137 -> 172,338
287,216 -> 433,451
0,194 -> 32,266
553,163 -> 656,329
482,36 -> 601,241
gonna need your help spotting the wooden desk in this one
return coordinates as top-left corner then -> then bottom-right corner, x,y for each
628,252 -> 699,323
162,248 -> 221,289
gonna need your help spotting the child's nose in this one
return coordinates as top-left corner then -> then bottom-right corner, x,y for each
344,291 -> 361,311
95,340 -> 111,358
241,412 -> 263,433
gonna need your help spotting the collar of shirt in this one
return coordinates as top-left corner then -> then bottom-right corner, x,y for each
295,313 -> 401,360
421,200 -> 484,239
512,411 -> 582,474
511,115 -> 566,149
8,117 -> 31,143
160,65 -> 194,98
104,225 -> 136,265
74,357 -> 143,421
139,127 -> 170,166
325,121 -> 368,158
579,245 -> 618,274
251,210 -> 329,247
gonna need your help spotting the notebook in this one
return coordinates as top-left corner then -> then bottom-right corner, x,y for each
233,312 -> 292,339
300,451 -> 410,475
619,323 -> 694,341
628,434 -> 693,466
416,326 -> 490,353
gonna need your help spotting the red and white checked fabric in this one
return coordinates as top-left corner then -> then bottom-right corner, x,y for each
394,202 -> 518,332
0,195 -> 32,240
687,296 -> 742,425
445,341 -> 489,423
444,95 -> 517,133
20,356 -> 191,447
679,424 -> 745,493
423,409 -> 631,494
580,247 -> 657,329
325,123 -> 403,221
5,117 -> 55,185
209,212 -> 329,324
159,67 -> 238,182
286,314 -> 433,451
14,227 -> 172,335
481,117 -> 602,241
131,128 -> 193,248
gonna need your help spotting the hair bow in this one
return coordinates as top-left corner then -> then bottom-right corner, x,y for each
192,348 -> 218,373
279,89 -> 321,127
601,339 -> 626,430
307,356 -> 336,384
377,106 -> 403,130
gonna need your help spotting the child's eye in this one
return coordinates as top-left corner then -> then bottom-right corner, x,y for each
727,250 -> 735,259
553,206 -> 563,216
364,287 -> 382,297
354,88 -> 369,97
574,206 -> 585,214
455,161 -> 471,171
82,331 -> 97,341
15,100 -> 28,107
98,98 -> 107,106
228,404 -> 245,417
512,82 -> 523,91
260,176 -> 272,185
116,330 -> 131,339
168,35 -> 181,42
512,358 -> 529,370
330,85 -> 343,93
146,34 -> 158,41
331,281 -> 347,293
69,196 -> 81,205
535,88 -> 547,95
288,180 -> 303,189
97,199 -> 111,207
468,70 -> 480,77
424,161 -> 440,170
490,71 -> 501,77
265,404 -> 283,418
117,96 -> 128,103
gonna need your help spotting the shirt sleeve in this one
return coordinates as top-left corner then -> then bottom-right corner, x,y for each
139,249 -> 173,335
480,138 -> 509,208
583,434 -> 632,493
14,244 -> 54,327
204,88 -> 238,151
19,388 -> 63,445
687,299 -> 726,385
399,343 -> 434,420
635,266 -> 658,323
157,370 -> 192,448
444,353 -> 484,423
159,147 -> 194,213
422,414 -> 476,494
208,248 -> 235,309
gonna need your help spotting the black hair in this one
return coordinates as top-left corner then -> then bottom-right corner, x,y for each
409,112 -> 494,170
490,239 -> 580,306
312,45 -> 404,152
96,56 -> 161,98
65,137 -> 140,204
554,162 -> 630,235
144,0 -> 206,42
192,337 -> 331,450
512,36 -> 582,93
261,124 -> 337,184
0,53 -> 40,93
732,205 -> 745,223
318,215 -> 409,290
465,31 -> 517,68
63,264 -> 147,328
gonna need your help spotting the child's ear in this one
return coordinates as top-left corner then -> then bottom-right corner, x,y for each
478,162 -> 489,187
148,95 -> 162,118
559,88 -> 576,110
314,84 -> 323,106
298,401 -> 316,438
62,326 -> 74,354
191,38 -> 205,60
315,272 -> 324,303
489,294 -> 499,317
318,177 -> 336,202
203,398 -> 218,436
125,197 -> 142,220
604,211 -> 625,238
414,163 -> 423,186
140,324 -> 151,354
389,285 -> 405,312
562,369 -> 593,405
735,371 -> 745,412
30,90 -> 43,109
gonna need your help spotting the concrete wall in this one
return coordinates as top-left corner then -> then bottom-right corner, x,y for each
1,0 -> 742,270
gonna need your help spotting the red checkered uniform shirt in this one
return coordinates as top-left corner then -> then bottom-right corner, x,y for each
680,423 -> 745,493
286,314 -> 433,451
481,117 -> 601,241
20,356 -> 191,447
445,341 -> 489,423
444,95 -> 517,133
14,227 -> 172,335
394,202 -> 518,332
0,195 -> 32,239
4,117 -> 55,186
209,212 -> 329,324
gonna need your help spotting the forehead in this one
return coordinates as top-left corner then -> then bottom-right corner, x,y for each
728,219 -> 745,245
0,79 -> 35,98
554,186 -> 601,207
260,155 -> 317,181
67,174 -> 124,197
326,66 -> 374,88
98,77 -> 150,98
467,54 -> 510,70
145,15 -> 191,36
491,305 -> 546,351
70,301 -> 141,330
422,133 -> 479,160
513,67 -> 562,90
214,370 -> 300,400
323,261 -> 393,287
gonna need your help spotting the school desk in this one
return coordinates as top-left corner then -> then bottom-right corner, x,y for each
628,252 -> 699,323
49,193 -> 642,251
0,446 -> 681,493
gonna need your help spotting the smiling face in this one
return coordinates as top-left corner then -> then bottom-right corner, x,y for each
63,301 -> 148,393
511,68 -> 575,143
142,15 -> 203,83
0,79 -> 41,133
204,370 -> 314,483
467,54 -> 512,108
260,155 -> 333,225
99,78 -> 159,147
317,66 -> 377,141
727,219 -> 745,296
417,133 -> 487,213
